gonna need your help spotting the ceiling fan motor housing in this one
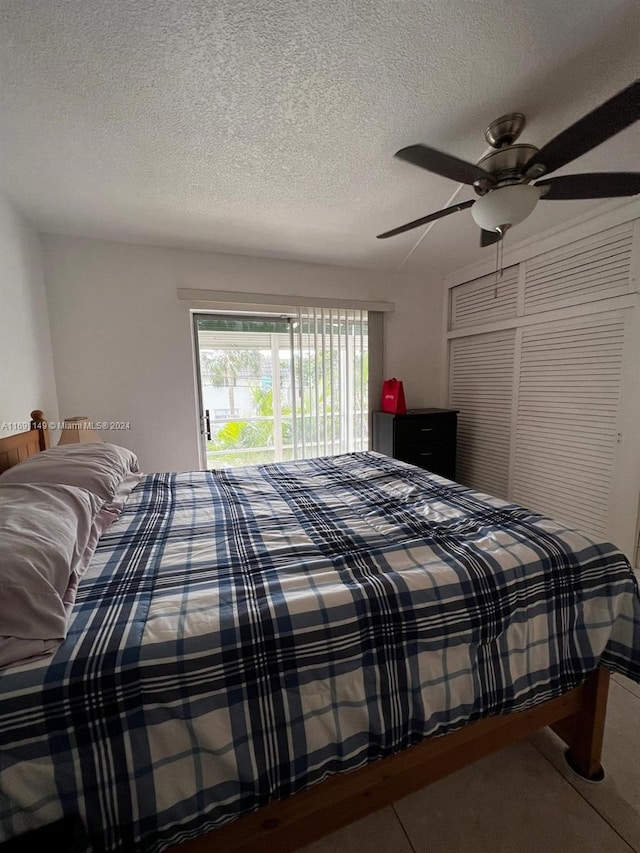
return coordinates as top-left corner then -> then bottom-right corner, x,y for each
475,143 -> 539,192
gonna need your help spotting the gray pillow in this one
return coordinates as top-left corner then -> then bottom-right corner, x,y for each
0,442 -> 140,503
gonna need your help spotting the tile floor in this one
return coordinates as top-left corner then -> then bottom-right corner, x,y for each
300,674 -> 640,853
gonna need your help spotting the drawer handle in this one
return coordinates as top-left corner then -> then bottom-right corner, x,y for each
420,428 -> 433,432
420,452 -> 433,457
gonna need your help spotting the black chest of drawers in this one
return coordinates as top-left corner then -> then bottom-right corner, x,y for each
372,408 -> 458,479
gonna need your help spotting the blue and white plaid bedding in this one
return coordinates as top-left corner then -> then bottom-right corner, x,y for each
1,452 -> 639,852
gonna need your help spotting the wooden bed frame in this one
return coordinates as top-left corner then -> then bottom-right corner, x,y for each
0,412 -> 611,853
0,410 -> 49,473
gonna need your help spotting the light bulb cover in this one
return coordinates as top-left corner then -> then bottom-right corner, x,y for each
471,184 -> 541,232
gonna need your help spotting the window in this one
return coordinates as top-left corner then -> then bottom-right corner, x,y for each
194,309 -> 373,468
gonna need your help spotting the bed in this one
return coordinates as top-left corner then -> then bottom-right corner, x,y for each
1,411 -> 639,853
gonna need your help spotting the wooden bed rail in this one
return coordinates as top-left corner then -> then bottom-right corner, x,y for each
167,668 -> 610,853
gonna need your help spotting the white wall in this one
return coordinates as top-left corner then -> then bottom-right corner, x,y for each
0,194 -> 58,429
384,276 -> 445,409
43,235 -> 442,471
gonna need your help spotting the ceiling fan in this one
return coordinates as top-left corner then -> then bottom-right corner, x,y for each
377,79 -> 640,246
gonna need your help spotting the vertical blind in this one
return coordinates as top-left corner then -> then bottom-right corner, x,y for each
196,308 -> 377,467
292,308 -> 369,458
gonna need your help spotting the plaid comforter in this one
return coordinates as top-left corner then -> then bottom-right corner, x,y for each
1,452 -> 639,852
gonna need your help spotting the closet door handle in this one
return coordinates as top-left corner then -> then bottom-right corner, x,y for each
420,428 -> 433,432
420,452 -> 433,457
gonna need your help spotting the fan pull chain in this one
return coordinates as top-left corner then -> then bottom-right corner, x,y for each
494,229 -> 505,299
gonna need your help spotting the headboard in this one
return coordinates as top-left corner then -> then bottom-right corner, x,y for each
0,410 -> 49,474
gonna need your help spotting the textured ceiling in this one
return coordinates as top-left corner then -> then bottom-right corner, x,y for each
0,0 -> 638,278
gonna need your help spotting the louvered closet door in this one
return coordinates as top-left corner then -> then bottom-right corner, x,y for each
450,265 -> 518,329
449,329 -> 516,498
511,312 -> 626,539
524,222 -> 633,315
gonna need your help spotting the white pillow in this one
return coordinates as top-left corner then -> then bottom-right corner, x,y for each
0,442 -> 140,503
0,482 -> 104,669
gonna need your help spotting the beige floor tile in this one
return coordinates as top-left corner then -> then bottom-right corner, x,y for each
530,678 -> 640,851
613,672 -> 640,701
394,739 -> 631,853
297,806 -> 414,853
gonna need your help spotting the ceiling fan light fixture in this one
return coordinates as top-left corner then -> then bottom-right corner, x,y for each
471,184 -> 542,232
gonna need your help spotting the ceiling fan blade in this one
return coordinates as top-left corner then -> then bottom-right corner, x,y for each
376,200 -> 474,239
395,145 -> 496,187
536,172 -> 640,199
480,229 -> 501,247
524,80 -> 640,178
